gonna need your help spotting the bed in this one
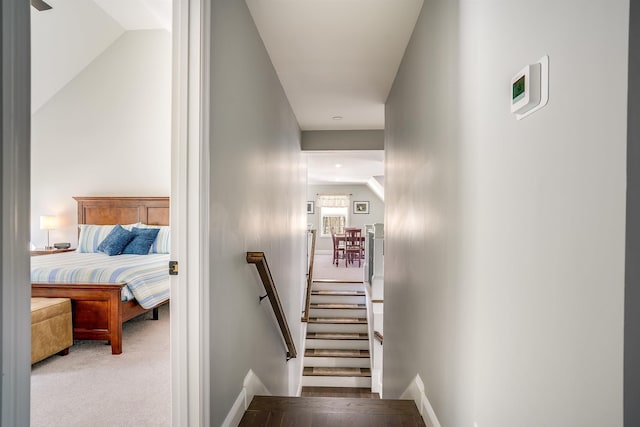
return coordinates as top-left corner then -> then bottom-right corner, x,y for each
31,196 -> 171,355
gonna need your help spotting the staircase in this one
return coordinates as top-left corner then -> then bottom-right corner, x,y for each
302,280 -> 372,388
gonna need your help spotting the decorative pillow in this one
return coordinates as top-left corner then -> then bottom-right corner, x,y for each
138,224 -> 171,254
96,225 -> 135,256
122,227 -> 160,255
77,223 -> 138,253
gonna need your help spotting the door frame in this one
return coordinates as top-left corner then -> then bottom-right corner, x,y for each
1,0 -> 32,424
171,0 -> 211,424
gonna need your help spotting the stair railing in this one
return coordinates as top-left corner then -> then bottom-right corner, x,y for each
246,252 -> 297,360
301,229 -> 317,322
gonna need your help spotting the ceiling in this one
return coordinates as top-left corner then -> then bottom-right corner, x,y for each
93,0 -> 171,31
31,0 -> 422,189
306,151 -> 384,185
246,0 -> 423,131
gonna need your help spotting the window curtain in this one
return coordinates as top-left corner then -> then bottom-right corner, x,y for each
316,194 -> 350,208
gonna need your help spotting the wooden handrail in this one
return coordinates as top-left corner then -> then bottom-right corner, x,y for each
302,229 -> 317,322
374,331 -> 383,345
246,252 -> 297,360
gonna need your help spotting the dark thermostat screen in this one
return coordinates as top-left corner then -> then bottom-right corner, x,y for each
512,75 -> 526,101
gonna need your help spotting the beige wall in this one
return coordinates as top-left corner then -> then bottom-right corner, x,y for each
384,1 -> 628,426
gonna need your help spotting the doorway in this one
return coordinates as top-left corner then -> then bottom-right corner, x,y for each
0,0 -> 207,425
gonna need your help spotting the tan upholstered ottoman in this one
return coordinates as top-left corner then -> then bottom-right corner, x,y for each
31,297 -> 73,364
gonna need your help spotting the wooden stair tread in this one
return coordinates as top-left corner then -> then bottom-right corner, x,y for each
305,349 -> 370,358
240,396 -> 426,426
306,332 -> 369,340
311,290 -> 365,296
308,317 -> 367,324
312,280 -> 364,284
303,367 -> 372,377
309,303 -> 366,309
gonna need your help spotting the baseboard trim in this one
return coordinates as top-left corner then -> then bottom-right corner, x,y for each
400,374 -> 441,427
221,369 -> 271,427
371,368 -> 382,394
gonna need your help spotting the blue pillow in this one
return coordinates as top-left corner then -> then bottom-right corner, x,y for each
96,224 -> 134,256
122,227 -> 160,255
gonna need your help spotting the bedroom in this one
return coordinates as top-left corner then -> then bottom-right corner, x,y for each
29,0 -> 172,425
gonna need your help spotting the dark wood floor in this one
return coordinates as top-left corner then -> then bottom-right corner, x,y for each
239,395 -> 426,427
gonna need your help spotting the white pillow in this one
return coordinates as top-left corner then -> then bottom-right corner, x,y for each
77,223 -> 138,253
138,224 -> 170,254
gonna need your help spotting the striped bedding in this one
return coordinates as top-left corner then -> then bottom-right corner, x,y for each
31,252 -> 170,309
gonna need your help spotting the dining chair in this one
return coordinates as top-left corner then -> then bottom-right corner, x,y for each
344,227 -> 363,268
331,230 -> 345,267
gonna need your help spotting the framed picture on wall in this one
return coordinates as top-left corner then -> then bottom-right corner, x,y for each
306,201 -> 315,214
353,201 -> 369,214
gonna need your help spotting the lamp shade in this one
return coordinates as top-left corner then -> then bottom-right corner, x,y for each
39,215 -> 57,230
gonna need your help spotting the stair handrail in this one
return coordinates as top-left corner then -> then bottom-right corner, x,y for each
246,252 -> 297,360
301,229 -> 317,322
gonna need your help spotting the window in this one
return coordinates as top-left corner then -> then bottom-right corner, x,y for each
320,207 -> 348,236
316,194 -> 351,237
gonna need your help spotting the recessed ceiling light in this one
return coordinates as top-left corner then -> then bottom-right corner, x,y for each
335,164 -> 342,168
332,115 -> 343,120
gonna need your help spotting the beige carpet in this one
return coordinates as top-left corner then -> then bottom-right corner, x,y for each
312,254 -> 364,282
31,303 -> 170,427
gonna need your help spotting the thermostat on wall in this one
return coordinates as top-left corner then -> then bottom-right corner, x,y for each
511,55 -> 549,120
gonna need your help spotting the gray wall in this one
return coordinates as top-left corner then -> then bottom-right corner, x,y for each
626,1 -> 640,425
307,184 -> 384,252
302,130 -> 384,150
385,1 -> 629,426
210,1 -> 306,425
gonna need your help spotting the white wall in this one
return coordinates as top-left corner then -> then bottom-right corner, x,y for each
307,184 -> 384,252
31,30 -> 172,248
31,0 -> 124,113
385,1 -> 628,427
209,1 -> 306,425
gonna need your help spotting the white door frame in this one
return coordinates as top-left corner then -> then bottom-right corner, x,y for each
1,0 -> 32,425
171,0 -> 210,425
0,0 -> 210,424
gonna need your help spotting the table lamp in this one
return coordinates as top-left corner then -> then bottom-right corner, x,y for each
39,215 -> 57,250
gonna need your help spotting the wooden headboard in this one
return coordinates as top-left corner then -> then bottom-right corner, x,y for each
74,197 -> 170,226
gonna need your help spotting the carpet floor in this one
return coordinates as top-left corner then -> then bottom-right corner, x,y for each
312,253 -> 364,282
31,303 -> 170,427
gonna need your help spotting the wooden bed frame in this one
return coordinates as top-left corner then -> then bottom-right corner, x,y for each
31,196 -> 170,355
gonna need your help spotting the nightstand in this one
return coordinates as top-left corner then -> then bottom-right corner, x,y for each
31,248 -> 75,256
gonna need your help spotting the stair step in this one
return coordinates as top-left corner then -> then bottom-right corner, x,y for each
240,396 -> 425,426
303,367 -> 371,377
306,332 -> 369,340
310,303 -> 366,310
311,290 -> 365,296
308,317 -> 367,324
305,349 -> 370,358
312,280 -> 364,284
304,357 -> 370,368
300,386 -> 380,399
305,338 -> 369,350
312,282 -> 364,292
301,375 -> 372,388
